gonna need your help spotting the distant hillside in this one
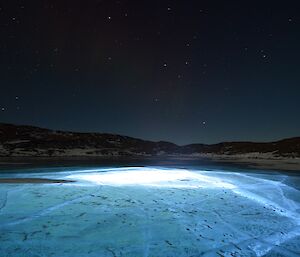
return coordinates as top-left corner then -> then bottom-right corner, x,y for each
0,123 -> 299,158
0,123 -> 178,157
182,138 -> 300,158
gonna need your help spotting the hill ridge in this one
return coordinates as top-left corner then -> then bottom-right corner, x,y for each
0,123 -> 299,158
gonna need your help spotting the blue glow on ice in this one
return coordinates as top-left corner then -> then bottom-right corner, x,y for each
66,167 -> 236,189
0,166 -> 299,256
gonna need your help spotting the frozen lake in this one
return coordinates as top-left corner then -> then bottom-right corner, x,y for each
0,166 -> 300,256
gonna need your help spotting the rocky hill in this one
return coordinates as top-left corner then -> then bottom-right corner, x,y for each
0,123 -> 299,158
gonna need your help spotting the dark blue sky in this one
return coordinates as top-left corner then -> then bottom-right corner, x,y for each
1,1 -> 299,144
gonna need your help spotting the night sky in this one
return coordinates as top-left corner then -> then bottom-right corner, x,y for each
0,1 -> 299,145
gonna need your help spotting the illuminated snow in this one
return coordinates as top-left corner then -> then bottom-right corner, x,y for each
0,166 -> 299,257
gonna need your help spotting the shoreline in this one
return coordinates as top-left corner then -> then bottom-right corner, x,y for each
0,156 -> 299,172
211,157 -> 300,172
0,178 -> 75,184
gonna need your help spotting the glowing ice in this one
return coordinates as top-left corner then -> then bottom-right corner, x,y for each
66,167 -> 236,189
0,166 -> 299,256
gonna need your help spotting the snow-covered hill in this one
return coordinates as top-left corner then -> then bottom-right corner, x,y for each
0,123 -> 178,157
0,123 -> 299,158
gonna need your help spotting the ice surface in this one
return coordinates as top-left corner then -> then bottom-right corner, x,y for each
0,166 -> 299,257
